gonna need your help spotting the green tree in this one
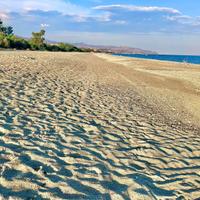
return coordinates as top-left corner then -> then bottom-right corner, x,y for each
0,18 -> 84,52
30,29 -> 46,50
0,19 -> 3,27
46,44 -> 61,51
2,37 -> 10,48
8,35 -> 30,49
5,26 -> 13,35
57,42 -> 82,52
0,19 -> 13,35
0,32 -> 6,47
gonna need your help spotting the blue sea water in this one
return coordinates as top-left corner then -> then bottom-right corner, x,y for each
114,54 -> 200,65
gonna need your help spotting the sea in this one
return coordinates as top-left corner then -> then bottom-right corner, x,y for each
113,54 -> 200,65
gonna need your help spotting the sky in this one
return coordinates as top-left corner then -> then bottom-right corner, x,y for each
0,0 -> 200,54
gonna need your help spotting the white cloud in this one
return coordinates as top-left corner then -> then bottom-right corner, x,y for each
114,20 -> 128,25
41,23 -> 49,28
95,12 -> 111,22
166,15 -> 200,26
94,5 -> 181,14
0,0 -> 112,23
93,4 -> 200,28
0,0 -> 89,16
72,12 -> 111,22
0,12 -> 9,20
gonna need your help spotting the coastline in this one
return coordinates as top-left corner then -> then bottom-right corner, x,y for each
112,53 -> 200,66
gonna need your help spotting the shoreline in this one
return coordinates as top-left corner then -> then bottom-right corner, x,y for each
112,53 -> 200,66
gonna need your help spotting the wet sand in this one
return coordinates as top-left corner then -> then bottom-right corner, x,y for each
0,51 -> 200,199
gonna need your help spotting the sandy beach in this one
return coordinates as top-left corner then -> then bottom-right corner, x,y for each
0,51 -> 200,200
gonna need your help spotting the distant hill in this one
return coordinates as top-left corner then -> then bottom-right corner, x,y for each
74,43 -> 158,54
17,36 -> 157,54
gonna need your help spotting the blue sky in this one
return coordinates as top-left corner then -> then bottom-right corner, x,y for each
0,0 -> 200,54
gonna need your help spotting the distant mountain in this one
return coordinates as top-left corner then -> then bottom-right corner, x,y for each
18,36 -> 157,54
74,43 -> 158,54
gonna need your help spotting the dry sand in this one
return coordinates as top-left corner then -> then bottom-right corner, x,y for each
0,51 -> 200,200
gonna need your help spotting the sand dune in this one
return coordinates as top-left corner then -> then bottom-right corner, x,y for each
0,51 -> 200,199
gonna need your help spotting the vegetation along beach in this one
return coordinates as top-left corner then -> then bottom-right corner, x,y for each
0,1 -> 200,200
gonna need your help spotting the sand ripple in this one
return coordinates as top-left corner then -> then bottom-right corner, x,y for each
0,52 -> 200,200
